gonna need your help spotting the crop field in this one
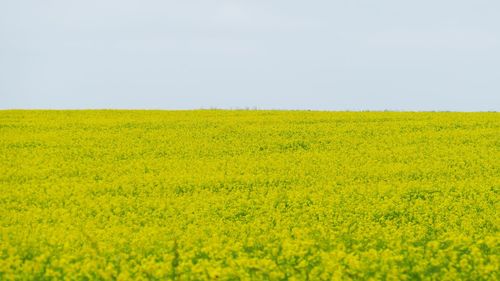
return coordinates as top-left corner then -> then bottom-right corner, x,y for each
0,110 -> 499,280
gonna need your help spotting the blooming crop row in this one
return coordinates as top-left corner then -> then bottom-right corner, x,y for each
0,110 -> 498,280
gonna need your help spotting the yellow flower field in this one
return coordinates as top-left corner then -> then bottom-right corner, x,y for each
0,110 -> 498,280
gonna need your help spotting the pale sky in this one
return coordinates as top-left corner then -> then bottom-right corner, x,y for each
1,0 -> 499,110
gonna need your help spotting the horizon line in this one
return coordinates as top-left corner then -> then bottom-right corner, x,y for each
0,108 -> 498,113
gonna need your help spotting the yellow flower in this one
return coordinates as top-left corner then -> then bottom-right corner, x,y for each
0,110 -> 497,280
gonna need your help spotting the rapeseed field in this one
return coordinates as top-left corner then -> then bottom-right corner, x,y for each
0,110 -> 498,280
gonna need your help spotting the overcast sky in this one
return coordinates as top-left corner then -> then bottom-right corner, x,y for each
1,0 -> 499,110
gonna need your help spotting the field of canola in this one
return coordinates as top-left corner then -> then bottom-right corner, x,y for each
0,110 -> 499,280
